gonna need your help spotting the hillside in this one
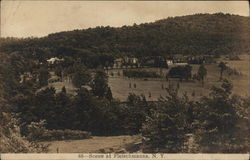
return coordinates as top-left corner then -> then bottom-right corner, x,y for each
1,13 -> 250,66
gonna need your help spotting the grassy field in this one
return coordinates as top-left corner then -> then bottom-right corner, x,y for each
109,65 -> 230,101
47,81 -> 77,95
42,135 -> 141,153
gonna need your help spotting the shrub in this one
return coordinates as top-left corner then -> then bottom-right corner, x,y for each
1,114 -> 49,153
168,65 -> 192,81
41,129 -> 91,141
226,66 -> 241,76
27,120 -> 47,142
27,120 -> 91,141
229,55 -> 240,60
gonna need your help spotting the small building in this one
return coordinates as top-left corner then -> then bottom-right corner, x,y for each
113,58 -> 123,68
173,62 -> 188,66
47,57 -> 64,65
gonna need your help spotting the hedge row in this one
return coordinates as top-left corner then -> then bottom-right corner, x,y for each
40,129 -> 91,141
123,70 -> 161,78
27,121 -> 92,141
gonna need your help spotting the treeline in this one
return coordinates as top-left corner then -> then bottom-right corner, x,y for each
1,13 -> 250,68
14,85 -> 151,136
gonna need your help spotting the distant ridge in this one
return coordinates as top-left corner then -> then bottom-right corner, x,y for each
1,13 -> 249,59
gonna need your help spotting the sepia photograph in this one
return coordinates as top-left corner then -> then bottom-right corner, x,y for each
0,0 -> 250,159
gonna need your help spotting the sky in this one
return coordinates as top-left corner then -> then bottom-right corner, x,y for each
1,1 -> 249,38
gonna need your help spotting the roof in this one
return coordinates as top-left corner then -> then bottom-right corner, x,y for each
47,57 -> 64,63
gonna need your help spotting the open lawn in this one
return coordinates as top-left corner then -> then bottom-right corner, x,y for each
108,64 -> 221,101
41,135 -> 141,153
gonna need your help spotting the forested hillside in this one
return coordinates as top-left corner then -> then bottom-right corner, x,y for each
1,13 -> 249,64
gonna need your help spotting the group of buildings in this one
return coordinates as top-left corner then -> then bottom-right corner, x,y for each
112,55 -> 215,69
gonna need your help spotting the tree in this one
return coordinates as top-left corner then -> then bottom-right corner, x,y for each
72,64 -> 91,88
38,67 -> 50,87
142,88 -> 188,153
218,62 -> 227,80
197,64 -> 207,87
124,93 -> 150,134
34,87 -> 56,129
53,87 -> 72,129
195,79 -> 244,152
61,86 -> 66,94
91,70 -> 111,99
105,87 -> 113,102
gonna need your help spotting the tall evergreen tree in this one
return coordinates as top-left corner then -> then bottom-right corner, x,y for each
72,64 -> 91,88
197,64 -> 207,87
142,88 -> 188,153
91,70 -> 111,99
195,79 -> 241,152
218,62 -> 227,80
38,67 -> 50,87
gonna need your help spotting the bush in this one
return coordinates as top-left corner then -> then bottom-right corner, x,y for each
168,65 -> 192,81
229,55 -> 240,60
27,120 -> 47,142
27,120 -> 91,141
1,115 -> 49,153
123,70 -> 161,78
41,129 -> 91,141
226,66 -> 241,76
